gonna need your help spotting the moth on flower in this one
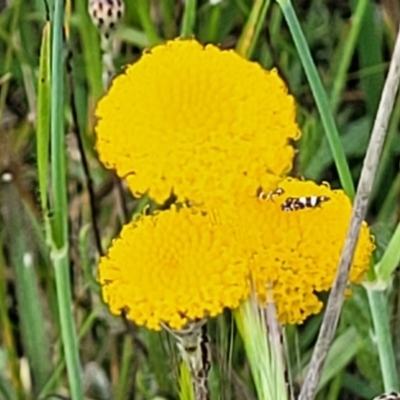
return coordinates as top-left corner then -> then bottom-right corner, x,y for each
281,195 -> 330,211
257,186 -> 330,211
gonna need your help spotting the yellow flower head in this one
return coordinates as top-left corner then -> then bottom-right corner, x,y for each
229,178 -> 374,325
98,206 -> 250,330
95,39 -> 299,204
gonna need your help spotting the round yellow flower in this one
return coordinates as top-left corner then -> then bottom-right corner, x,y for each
98,206 -> 250,330
226,178 -> 374,325
95,39 -> 299,204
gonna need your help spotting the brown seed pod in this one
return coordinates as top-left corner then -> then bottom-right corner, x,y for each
88,0 -> 124,37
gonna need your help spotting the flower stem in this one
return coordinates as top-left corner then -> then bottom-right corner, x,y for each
165,321 -> 210,400
276,0 -> 354,198
234,296 -> 288,400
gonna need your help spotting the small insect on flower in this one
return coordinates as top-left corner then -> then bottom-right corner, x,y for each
281,195 -> 330,212
257,187 -> 285,200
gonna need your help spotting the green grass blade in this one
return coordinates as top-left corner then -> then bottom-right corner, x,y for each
180,0 -> 197,38
0,239 -> 24,400
39,309 -> 98,398
329,0 -> 368,114
179,362 -> 195,400
0,374 -> 15,400
116,26 -> 150,48
137,0 -> 161,45
76,0 -> 103,101
236,0 -> 270,59
115,337 -> 134,400
49,1 -> 83,398
372,91 -> 400,202
205,2 -> 222,43
377,175 -> 400,223
1,183 -> 52,395
276,0 -> 354,198
366,289 -> 399,392
37,22 -> 51,214
160,0 -> 177,39
350,0 -> 384,117
375,222 -> 400,283
234,297 -> 287,400
317,327 -> 359,391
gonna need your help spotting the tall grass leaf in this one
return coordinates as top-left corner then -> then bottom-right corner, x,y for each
329,0 -> 368,114
179,362 -> 195,400
234,297 -> 288,400
317,327 -> 359,391
137,0 -> 161,45
1,183 -> 52,395
0,239 -> 24,400
49,1 -> 83,398
181,0 -> 197,38
350,0 -> 384,117
76,0 -> 103,101
37,22 -> 51,215
276,0 -> 355,198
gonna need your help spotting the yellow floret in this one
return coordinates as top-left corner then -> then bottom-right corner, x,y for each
224,178 -> 374,324
95,39 -> 299,204
98,206 -> 250,330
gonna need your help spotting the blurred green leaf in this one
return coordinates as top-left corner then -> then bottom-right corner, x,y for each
1,182 -> 52,395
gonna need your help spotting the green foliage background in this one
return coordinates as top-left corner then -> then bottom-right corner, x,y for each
0,0 -> 399,399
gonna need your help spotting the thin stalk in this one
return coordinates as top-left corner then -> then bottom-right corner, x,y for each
276,0 -> 354,198
39,309 -> 98,398
367,289 -> 399,392
115,337 -> 134,400
236,0 -> 270,59
329,0 -> 368,114
137,0 -> 161,45
164,320 -> 210,400
67,49 -> 103,256
298,22 -> 400,400
50,1 -> 83,399
181,0 -> 197,38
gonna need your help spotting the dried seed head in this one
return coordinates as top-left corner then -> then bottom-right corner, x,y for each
88,0 -> 124,36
